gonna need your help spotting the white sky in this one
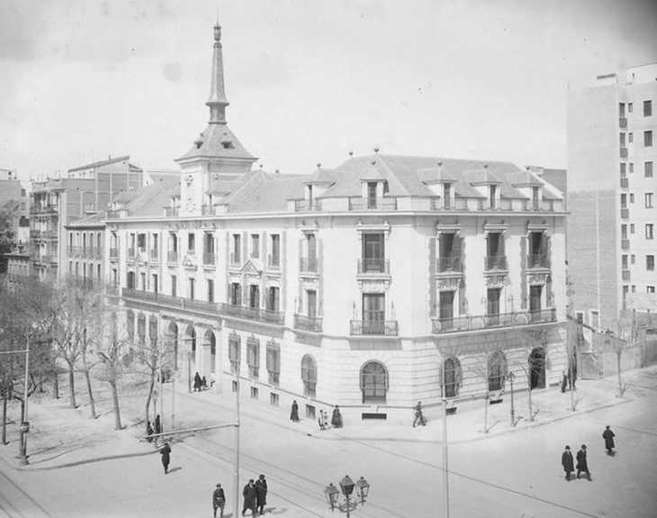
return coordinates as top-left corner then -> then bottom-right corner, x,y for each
1,0 -> 656,181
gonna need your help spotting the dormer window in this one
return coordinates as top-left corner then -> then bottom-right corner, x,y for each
307,184 -> 313,203
489,185 -> 497,209
443,183 -> 452,209
367,182 -> 378,209
221,140 -> 234,149
532,186 -> 540,210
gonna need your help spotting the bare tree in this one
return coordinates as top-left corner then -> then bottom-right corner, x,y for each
469,352 -> 506,434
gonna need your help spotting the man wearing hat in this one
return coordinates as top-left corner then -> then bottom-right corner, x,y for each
212,483 -> 226,518
255,474 -> 268,515
576,444 -> 591,480
561,445 -> 574,480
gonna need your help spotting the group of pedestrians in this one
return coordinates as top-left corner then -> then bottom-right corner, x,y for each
193,371 -> 211,392
290,400 -> 343,429
210,474 -> 268,518
560,425 -> 616,481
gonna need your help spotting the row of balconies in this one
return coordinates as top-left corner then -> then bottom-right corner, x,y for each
436,253 -> 549,273
431,308 -> 556,334
30,229 -> 58,240
68,246 -> 103,259
29,205 -> 58,215
292,196 -> 563,213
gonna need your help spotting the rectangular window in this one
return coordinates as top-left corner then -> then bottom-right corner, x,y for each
152,274 -> 158,294
249,284 -> 259,308
232,234 -> 241,264
367,182 -> 378,209
648,286 -> 656,294
152,234 -> 159,255
203,232 -> 214,261
306,289 -> 317,318
630,162 -> 634,173
532,187 -> 540,209
362,293 -> 385,334
590,310 -> 600,329
230,282 -> 241,305
137,233 -> 146,251
621,193 -> 627,208
489,185 -> 497,209
620,132 -> 626,146
247,337 -> 260,378
267,286 -> 280,312
169,232 -> 178,252
305,404 -> 316,419
438,291 -> 455,327
270,392 -> 279,406
189,278 -> 195,299
621,163 -> 627,176
646,224 -> 654,239
631,254 -> 636,264
443,183 -> 451,209
362,233 -> 385,272
270,234 -> 280,267
632,285 -> 636,293
250,387 -> 259,399
171,275 -> 177,297
646,193 -> 654,208
487,288 -> 501,324
645,130 -> 653,147
647,255 -> 655,271
631,223 -> 635,234
619,102 -> 625,117
622,255 -> 628,269
629,132 -> 633,144
112,269 -> 118,286
207,279 -> 214,302
621,224 -> 628,239
187,233 -> 195,253
140,272 -> 146,290
630,193 -> 635,203
644,99 -> 652,117
266,342 -> 280,385
628,102 -> 633,113
251,234 -> 260,258
646,162 -> 654,178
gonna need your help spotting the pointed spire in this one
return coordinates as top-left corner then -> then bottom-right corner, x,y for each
207,22 -> 229,124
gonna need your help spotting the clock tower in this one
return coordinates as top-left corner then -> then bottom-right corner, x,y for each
176,21 -> 257,217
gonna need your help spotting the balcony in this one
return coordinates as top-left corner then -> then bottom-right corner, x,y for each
527,253 -> 550,269
430,197 -> 470,211
436,255 -> 462,273
619,117 -> 627,129
294,314 -> 323,333
620,147 -> 628,159
164,207 -> 179,217
350,319 -> 399,336
432,308 -> 556,334
621,208 -> 629,219
299,256 -> 318,273
621,239 -> 630,250
357,258 -> 390,275
485,254 -> 508,271
294,199 -> 322,212
110,247 -> 119,259
622,269 -> 631,281
121,288 -> 221,315
348,197 -> 398,211
203,251 -> 216,266
167,250 -> 178,264
220,303 -> 285,325
620,178 -> 629,189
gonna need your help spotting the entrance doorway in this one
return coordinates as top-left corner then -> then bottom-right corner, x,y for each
529,347 -> 546,389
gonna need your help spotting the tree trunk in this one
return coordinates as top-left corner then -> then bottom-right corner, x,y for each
83,366 -> 96,419
68,363 -> 77,408
109,380 -> 122,431
483,392 -> 489,433
145,369 -> 156,425
2,396 -> 7,445
528,386 -> 534,422
53,371 -> 59,399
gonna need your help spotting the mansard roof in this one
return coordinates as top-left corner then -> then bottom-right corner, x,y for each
177,124 -> 255,162
116,176 -> 179,218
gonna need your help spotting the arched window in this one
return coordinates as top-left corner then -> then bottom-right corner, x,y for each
246,336 -> 260,379
148,316 -> 158,345
488,351 -> 507,391
137,314 -> 146,345
266,340 -> 280,385
228,333 -> 241,374
185,325 -> 196,354
442,357 -> 462,398
529,347 -> 546,389
205,330 -> 216,374
360,361 -> 388,404
301,354 -> 317,398
168,322 -> 179,370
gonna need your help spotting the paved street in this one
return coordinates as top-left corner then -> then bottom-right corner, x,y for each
0,368 -> 656,517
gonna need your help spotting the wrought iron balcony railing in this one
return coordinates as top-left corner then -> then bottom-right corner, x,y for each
436,255 -> 462,273
219,303 -> 284,325
167,250 -> 178,263
203,252 -> 216,266
350,319 -> 399,336
527,253 -> 550,269
294,314 -> 323,333
432,308 -> 556,334
357,258 -> 390,274
485,254 -> 508,270
299,256 -> 318,273
294,199 -> 322,212
348,197 -> 398,211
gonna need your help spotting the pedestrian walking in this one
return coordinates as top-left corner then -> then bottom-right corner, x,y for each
318,410 -> 326,431
242,479 -> 257,516
194,371 -> 202,392
146,421 -> 154,442
290,400 -> 299,422
160,442 -> 171,474
576,444 -> 591,480
561,445 -> 574,480
331,405 -> 343,428
602,425 -> 616,454
413,401 -> 427,427
560,370 -> 568,393
212,483 -> 226,518
154,414 -> 162,435
255,474 -> 268,515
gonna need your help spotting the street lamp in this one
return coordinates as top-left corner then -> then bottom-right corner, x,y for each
324,475 -> 370,517
508,370 -> 515,427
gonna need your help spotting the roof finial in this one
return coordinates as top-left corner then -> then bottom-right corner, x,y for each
316,162 -> 322,169
348,150 -> 354,157
374,146 -> 380,154
207,20 -> 229,124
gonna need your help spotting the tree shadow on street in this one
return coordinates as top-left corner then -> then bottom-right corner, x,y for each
25,449 -> 156,471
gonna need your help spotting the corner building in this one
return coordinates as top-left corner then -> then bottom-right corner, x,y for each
108,23 -> 568,423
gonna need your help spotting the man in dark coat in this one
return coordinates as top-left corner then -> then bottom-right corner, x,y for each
146,421 -> 154,442
331,405 -> 343,428
255,474 -> 268,515
194,371 -> 202,392
576,444 -> 591,480
290,400 -> 299,422
213,483 -> 226,518
242,479 -> 257,516
560,370 -> 568,393
602,425 -> 616,453
413,401 -> 426,427
154,414 -> 162,435
561,445 -> 574,480
160,442 -> 171,474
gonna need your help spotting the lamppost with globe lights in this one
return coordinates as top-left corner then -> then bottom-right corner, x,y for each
324,475 -> 370,517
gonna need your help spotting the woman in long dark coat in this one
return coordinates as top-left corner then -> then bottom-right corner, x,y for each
602,425 -> 616,453
194,371 -> 202,392
242,479 -> 257,516
160,442 -> 171,474
331,405 -> 343,428
290,400 -> 299,422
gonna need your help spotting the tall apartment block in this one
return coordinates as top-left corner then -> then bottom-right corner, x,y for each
29,156 -> 142,280
567,64 -> 657,331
